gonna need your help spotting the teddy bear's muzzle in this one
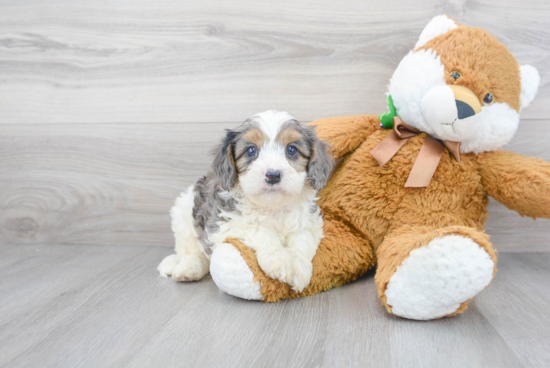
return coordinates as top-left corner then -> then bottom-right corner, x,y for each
421,84 -> 481,142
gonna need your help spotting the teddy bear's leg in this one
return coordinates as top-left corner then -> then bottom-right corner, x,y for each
375,225 -> 497,320
209,242 -> 263,300
210,215 -> 376,302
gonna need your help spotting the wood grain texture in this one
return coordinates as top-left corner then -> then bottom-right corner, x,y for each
1,120 -> 549,251
476,254 -> 550,368
0,121 -> 238,247
0,0 -> 548,124
0,244 -> 548,368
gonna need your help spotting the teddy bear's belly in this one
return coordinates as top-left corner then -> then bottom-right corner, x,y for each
318,132 -> 489,249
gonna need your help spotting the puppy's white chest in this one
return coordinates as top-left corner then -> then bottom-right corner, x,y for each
211,202 -> 321,247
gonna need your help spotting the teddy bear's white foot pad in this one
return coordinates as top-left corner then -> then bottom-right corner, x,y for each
210,243 -> 262,300
385,235 -> 494,320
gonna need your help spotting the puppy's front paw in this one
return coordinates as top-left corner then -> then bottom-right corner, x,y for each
287,249 -> 313,293
257,249 -> 313,293
257,248 -> 294,285
158,254 -> 178,278
172,255 -> 209,282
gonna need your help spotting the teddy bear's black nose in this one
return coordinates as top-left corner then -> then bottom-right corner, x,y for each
456,100 -> 476,119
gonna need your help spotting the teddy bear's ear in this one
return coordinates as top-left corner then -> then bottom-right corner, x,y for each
414,15 -> 458,49
519,65 -> 540,111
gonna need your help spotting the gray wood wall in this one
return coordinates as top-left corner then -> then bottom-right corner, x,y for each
1,0 -> 549,252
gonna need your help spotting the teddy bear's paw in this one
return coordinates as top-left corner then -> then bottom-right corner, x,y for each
385,235 -> 494,320
210,243 -> 262,300
257,248 -> 312,293
171,255 -> 210,282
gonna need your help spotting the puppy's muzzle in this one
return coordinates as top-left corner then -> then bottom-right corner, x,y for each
265,170 -> 281,185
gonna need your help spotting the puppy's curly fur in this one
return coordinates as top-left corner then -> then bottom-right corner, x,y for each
158,110 -> 334,292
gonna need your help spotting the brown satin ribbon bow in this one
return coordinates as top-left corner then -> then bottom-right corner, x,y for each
370,116 -> 461,187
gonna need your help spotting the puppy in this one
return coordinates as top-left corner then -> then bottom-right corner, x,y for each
158,110 -> 334,292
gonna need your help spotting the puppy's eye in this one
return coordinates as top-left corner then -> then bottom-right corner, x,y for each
246,146 -> 257,157
286,145 -> 298,157
450,71 -> 461,80
483,93 -> 494,105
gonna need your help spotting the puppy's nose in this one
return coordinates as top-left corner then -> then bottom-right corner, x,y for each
265,171 -> 281,185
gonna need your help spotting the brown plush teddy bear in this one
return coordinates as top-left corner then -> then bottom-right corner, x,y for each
209,15 -> 550,320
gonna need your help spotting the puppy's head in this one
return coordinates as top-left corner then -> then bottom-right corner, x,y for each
213,110 -> 334,207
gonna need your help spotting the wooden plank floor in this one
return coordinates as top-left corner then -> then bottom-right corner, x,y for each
0,0 -> 548,124
1,244 -> 548,368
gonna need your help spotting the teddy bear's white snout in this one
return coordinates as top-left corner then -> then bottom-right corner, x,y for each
421,84 -> 481,142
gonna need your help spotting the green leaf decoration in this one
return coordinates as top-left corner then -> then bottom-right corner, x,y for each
378,95 -> 397,129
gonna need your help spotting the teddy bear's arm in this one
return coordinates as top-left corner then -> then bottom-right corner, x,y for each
307,115 -> 379,160
477,150 -> 550,219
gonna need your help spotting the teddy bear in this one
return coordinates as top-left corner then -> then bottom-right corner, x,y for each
207,15 -> 550,320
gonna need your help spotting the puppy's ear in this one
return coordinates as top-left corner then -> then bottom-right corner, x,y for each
304,125 -> 335,190
212,130 -> 238,191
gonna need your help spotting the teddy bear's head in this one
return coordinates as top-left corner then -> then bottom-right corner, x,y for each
388,15 -> 540,153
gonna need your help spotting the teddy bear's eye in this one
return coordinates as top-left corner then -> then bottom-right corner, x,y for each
450,71 -> 462,80
483,93 -> 494,105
